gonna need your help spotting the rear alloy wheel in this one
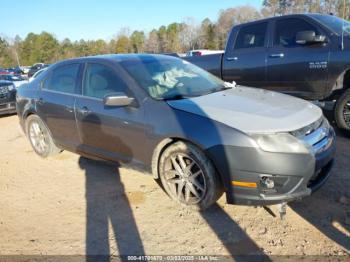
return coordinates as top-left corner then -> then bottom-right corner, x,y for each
159,141 -> 223,210
26,115 -> 61,158
335,89 -> 350,131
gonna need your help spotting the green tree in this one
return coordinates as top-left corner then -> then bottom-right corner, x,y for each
166,23 -> 182,52
59,38 -> 75,59
18,32 -> 59,65
130,31 -> 145,53
337,0 -> 350,20
114,35 -> 130,53
145,29 -> 160,53
0,38 -> 15,67
157,26 -> 168,53
200,18 -> 218,49
38,32 -> 59,62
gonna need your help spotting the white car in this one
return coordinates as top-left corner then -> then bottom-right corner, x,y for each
186,49 -> 224,57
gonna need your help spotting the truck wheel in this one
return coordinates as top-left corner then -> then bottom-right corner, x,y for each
26,115 -> 62,158
158,141 -> 223,210
335,89 -> 350,130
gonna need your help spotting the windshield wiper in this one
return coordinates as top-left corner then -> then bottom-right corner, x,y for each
220,85 -> 232,90
202,85 -> 233,95
163,84 -> 234,100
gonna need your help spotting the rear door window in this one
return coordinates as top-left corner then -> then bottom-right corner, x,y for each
234,22 -> 267,49
43,64 -> 80,94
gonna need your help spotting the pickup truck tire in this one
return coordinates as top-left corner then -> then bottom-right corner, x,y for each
158,141 -> 223,210
335,89 -> 350,130
26,115 -> 62,158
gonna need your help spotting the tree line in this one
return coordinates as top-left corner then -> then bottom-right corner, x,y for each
0,0 -> 349,67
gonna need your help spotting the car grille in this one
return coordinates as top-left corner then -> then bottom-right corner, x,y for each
290,117 -> 332,155
0,86 -> 9,99
290,117 -> 323,138
0,86 -> 9,94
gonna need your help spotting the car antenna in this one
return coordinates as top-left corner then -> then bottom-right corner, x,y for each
341,0 -> 346,50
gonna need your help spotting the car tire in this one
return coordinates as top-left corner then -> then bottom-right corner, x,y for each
158,141 -> 223,210
335,89 -> 350,131
26,115 -> 62,158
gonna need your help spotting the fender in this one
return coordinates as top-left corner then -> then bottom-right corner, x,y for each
151,138 -> 174,179
327,67 -> 350,100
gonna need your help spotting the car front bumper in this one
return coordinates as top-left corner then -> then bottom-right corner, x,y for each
206,128 -> 336,206
0,91 -> 16,115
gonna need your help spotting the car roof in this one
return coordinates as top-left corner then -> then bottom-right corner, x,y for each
53,54 -> 177,66
235,13 -> 328,27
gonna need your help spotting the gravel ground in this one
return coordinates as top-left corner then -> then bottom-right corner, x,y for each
0,114 -> 349,258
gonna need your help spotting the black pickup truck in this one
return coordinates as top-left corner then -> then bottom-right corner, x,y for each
184,14 -> 350,130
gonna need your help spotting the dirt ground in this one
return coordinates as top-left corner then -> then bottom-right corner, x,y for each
0,114 -> 349,258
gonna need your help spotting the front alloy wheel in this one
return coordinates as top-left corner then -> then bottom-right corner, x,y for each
159,141 -> 223,210
164,153 -> 207,205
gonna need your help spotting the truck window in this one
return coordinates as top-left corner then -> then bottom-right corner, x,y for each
274,18 -> 319,47
234,22 -> 267,49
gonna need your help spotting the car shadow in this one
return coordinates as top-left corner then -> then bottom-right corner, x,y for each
80,157 -> 145,261
78,113 -> 145,261
200,204 -> 269,258
289,128 -> 350,253
0,112 -> 16,119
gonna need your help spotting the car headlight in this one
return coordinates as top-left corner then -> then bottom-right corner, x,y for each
7,84 -> 15,91
251,133 -> 310,154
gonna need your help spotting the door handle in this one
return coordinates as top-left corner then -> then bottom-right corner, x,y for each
65,106 -> 74,113
79,106 -> 91,115
269,53 -> 285,58
226,57 -> 238,61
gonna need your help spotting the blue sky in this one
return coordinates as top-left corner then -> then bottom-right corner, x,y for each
1,0 -> 262,41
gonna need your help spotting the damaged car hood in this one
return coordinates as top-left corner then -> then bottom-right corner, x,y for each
167,86 -> 322,134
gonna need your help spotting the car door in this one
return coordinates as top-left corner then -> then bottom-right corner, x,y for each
75,62 -> 147,164
222,21 -> 268,87
36,63 -> 82,149
266,17 -> 330,98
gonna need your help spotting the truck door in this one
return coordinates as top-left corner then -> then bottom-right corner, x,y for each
266,17 -> 330,99
222,21 -> 268,87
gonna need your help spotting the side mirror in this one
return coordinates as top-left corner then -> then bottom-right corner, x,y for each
103,93 -> 135,107
296,31 -> 326,45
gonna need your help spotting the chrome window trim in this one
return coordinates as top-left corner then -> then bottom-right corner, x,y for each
40,88 -> 103,102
